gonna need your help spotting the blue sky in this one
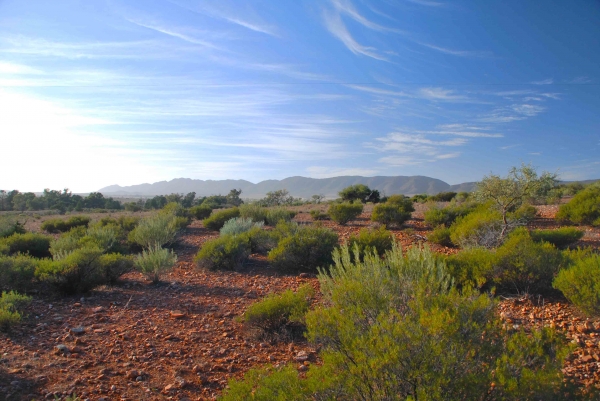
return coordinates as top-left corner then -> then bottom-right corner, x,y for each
1,0 -> 599,192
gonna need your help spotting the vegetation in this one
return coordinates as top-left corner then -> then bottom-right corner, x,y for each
239,203 -> 268,223
554,254 -> 600,316
190,204 -> 213,220
0,232 -> 52,258
129,211 -> 180,248
0,215 -> 26,238
309,209 -> 329,220
530,227 -> 584,248
556,185 -> 600,226
346,226 -> 393,257
0,254 -> 37,292
241,226 -> 280,254
135,246 -> 177,283
424,201 -> 477,227
427,225 -> 453,247
327,202 -> 363,225
203,208 -> 240,231
257,189 -> 298,207
220,217 -> 264,237
445,247 -> 497,289
240,284 -> 314,341
265,207 -> 296,226
267,226 -> 338,273
195,235 -> 250,271
449,207 -> 505,249
371,196 -> 414,227
0,188 -> 122,212
0,291 -> 31,331
41,216 -> 91,233
338,184 -> 380,203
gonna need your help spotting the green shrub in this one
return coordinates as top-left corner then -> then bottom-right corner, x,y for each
271,221 -> 300,240
309,209 -> 329,221
97,216 -> 140,232
190,205 -> 213,220
241,226 -> 280,254
41,216 -> 91,233
554,255 -> 600,316
0,216 -> 25,238
493,228 -> 566,294
328,202 -> 363,225
347,227 -> 393,257
556,186 -> 600,226
428,191 -> 457,202
268,226 -> 338,273
0,291 -> 31,331
220,217 -> 264,237
82,224 -> 121,253
265,207 -> 296,226
509,203 -> 538,223
424,202 -> 476,227
100,253 -> 134,284
445,247 -> 496,289
371,202 -> 413,228
0,233 -> 51,258
0,254 -> 37,292
49,227 -> 86,256
449,207 -> 504,249
427,226 -> 453,247
239,204 -> 267,223
129,212 -> 180,248
195,235 -> 250,271
203,207 -> 240,231
531,227 -> 584,248
35,247 -> 105,294
240,284 -> 314,340
383,194 -> 409,205
135,246 -> 177,283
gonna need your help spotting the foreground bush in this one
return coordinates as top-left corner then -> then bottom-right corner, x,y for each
0,254 -> 37,292
531,227 -> 584,248
0,233 -> 51,258
371,197 -> 414,227
0,291 -> 31,332
556,186 -> 600,226
347,227 -> 393,257
41,216 -> 91,233
265,207 -> 296,226
445,247 -> 496,289
328,202 -> 363,225
240,226 -> 279,254
129,212 -> 180,249
203,208 -> 240,231
222,243 -> 574,400
220,217 -> 264,237
190,205 -> 213,220
268,226 -> 338,273
195,235 -> 250,271
239,204 -> 267,224
449,207 -> 505,249
554,255 -> 600,316
427,225 -> 453,247
240,284 -> 314,341
135,246 -> 177,283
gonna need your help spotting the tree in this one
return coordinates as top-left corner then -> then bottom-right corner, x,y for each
339,184 -> 380,203
311,194 -> 325,204
259,189 -> 295,207
475,163 -> 558,237
226,189 -> 243,206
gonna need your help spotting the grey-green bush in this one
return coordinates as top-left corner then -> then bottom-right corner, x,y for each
265,207 -> 296,226
554,254 -> 600,316
135,246 -> 177,283
195,235 -> 250,271
41,216 -> 91,233
239,204 -> 267,224
347,226 -> 393,257
203,208 -> 240,231
190,204 -> 213,220
371,202 -> 412,228
129,212 -> 180,249
328,202 -> 363,225
220,217 -> 264,237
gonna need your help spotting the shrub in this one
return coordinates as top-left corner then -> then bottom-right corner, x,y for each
129,212 -> 180,249
0,233 -> 51,258
371,200 -> 414,228
309,209 -> 329,221
82,224 -> 121,253
449,208 -> 505,249
493,228 -> 566,294
220,217 -> 264,237
347,227 -> 393,257
100,253 -> 134,284
427,226 -> 453,247
203,208 -> 240,231
424,202 -> 476,227
328,202 -> 363,225
0,291 -> 31,332
35,247 -> 105,294
241,226 -> 280,254
41,216 -> 91,233
239,204 -> 267,223
530,227 -> 584,248
554,255 -> 600,316
135,246 -> 177,283
0,254 -> 37,292
195,235 -> 250,271
240,284 -> 314,340
190,205 -> 213,220
509,203 -> 537,223
268,226 -> 338,273
556,186 -> 600,226
265,207 -> 296,226
428,191 -> 457,202
97,216 -> 140,232
445,247 -> 496,289
0,216 -> 25,238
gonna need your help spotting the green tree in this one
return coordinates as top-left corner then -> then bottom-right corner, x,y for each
475,163 -> 558,237
339,184 -> 380,203
226,189 -> 244,206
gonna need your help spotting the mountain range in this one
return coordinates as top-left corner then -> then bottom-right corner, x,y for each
99,176 -> 478,199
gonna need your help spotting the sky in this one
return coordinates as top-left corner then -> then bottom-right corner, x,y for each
1,0 -> 599,193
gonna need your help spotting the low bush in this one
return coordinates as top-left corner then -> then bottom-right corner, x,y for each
195,235 -> 250,271
239,204 -> 268,223
100,253 -> 134,284
531,227 -> 584,248
0,254 -> 37,292
203,208 -> 240,231
328,202 -> 363,225
0,216 -> 25,238
309,209 -> 329,221
190,205 -> 213,220
0,233 -> 51,258
0,291 -> 31,332
556,185 -> 600,226
428,191 -> 457,202
41,216 -> 91,233
509,203 -> 538,223
220,217 -> 264,237
240,226 -> 279,254
129,212 -> 180,249
493,228 -> 566,294
35,247 -> 105,294
554,254 -> 600,316
445,247 -> 496,289
135,246 -> 177,283
424,202 -> 477,228
240,284 -> 314,341
82,225 -> 121,253
427,226 -> 453,247
97,216 -> 140,232
371,199 -> 414,228
347,227 -> 393,257
265,207 -> 296,226
268,226 -> 338,273
449,208 -> 505,249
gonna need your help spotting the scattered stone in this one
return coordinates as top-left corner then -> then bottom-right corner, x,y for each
295,350 -> 309,362
55,344 -> 69,355
70,326 -> 85,335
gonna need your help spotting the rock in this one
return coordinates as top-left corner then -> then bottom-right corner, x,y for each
170,311 -> 185,319
298,364 -> 308,372
126,370 -> 139,380
55,344 -> 69,355
70,326 -> 85,335
581,355 -> 594,363
163,383 -> 175,392
92,307 -> 104,313
295,351 -> 309,362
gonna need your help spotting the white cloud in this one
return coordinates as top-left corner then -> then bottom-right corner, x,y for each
417,42 -> 492,58
0,62 -> 43,75
531,78 -> 553,85
418,87 -> 468,101
306,166 -> 379,178
512,104 -> 545,116
330,0 -> 403,33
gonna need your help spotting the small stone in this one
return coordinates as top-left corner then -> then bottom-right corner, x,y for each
163,383 -> 175,392
126,370 -> 139,380
92,306 -> 104,313
70,327 -> 85,335
295,351 -> 309,362
298,364 -> 308,372
136,376 -> 143,382
581,355 -> 594,363
170,311 -> 185,319
73,303 -> 82,308
55,344 -> 69,355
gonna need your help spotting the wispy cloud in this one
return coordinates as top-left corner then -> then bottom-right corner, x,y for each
0,61 -> 43,75
569,76 -> 592,84
306,166 -> 379,178
417,42 -> 492,58
330,0 -> 404,33
418,87 -> 468,101
405,0 -> 445,6
531,78 -> 553,85
125,18 -> 221,49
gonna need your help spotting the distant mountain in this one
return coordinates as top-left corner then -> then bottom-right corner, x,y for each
99,175 -> 480,199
